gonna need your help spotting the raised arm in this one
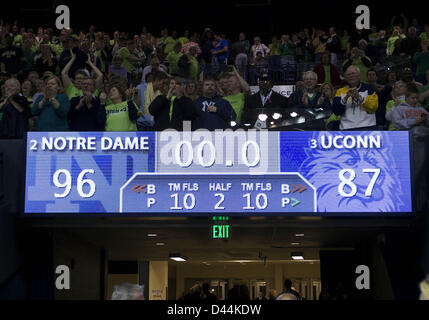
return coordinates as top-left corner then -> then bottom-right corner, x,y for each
86,55 -> 104,92
61,50 -> 76,90
232,66 -> 251,94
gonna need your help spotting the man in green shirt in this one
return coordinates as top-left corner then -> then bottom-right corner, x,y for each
414,40 -> 429,84
188,47 -> 199,80
224,66 -> 251,124
387,27 -> 406,56
178,30 -> 190,47
166,42 -> 183,76
118,40 -> 144,75
164,31 -> 178,55
279,35 -> 295,82
61,50 -> 103,99
279,35 -> 294,58
342,48 -> 372,83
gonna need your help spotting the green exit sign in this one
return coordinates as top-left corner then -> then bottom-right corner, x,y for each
212,225 -> 231,239
211,216 -> 231,240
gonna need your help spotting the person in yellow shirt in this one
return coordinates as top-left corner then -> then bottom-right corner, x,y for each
145,70 -> 170,116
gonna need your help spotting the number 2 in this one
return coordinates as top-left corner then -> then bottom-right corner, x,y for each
30,139 -> 38,151
214,193 -> 225,210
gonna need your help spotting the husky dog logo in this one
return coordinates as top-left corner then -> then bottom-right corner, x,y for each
300,132 -> 402,212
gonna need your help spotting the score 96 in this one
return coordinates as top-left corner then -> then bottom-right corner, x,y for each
53,169 -> 96,198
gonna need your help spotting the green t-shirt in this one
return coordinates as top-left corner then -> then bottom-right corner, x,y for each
166,51 -> 183,75
340,36 -> 350,51
66,83 -> 99,100
418,85 -> 429,110
164,37 -> 177,54
386,98 -> 405,130
344,58 -> 371,83
387,35 -> 405,55
189,55 -> 199,80
413,51 -> 429,76
323,65 -> 331,84
13,35 -> 23,46
178,37 -> 189,46
279,42 -> 294,58
224,93 -> 245,123
269,43 -> 280,56
118,47 -> 134,73
105,101 -> 139,131
368,33 -> 380,45
66,83 -> 83,99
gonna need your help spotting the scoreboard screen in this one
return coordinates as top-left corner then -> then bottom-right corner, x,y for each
24,130 -> 413,216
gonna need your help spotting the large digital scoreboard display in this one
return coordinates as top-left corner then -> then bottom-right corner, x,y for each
24,130 -> 413,216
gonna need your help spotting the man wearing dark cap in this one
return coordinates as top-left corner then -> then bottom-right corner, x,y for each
243,73 -> 288,109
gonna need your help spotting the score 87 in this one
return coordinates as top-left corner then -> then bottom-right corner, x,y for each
338,169 -> 380,197
53,169 -> 96,198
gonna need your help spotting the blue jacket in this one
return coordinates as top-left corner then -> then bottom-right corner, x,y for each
193,95 -> 236,131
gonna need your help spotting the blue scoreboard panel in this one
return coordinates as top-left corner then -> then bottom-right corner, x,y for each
24,130 -> 413,216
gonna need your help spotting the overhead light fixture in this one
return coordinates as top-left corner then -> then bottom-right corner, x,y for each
169,253 -> 187,262
291,243 -> 300,246
295,233 -> 305,237
258,114 -> 268,122
290,112 -> 298,118
272,113 -> 282,120
244,123 -> 251,127
291,252 -> 304,260
156,242 -> 165,246
230,121 -> 237,127
147,233 -> 158,237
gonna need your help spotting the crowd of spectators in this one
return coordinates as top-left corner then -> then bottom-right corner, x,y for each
1,15 -> 429,138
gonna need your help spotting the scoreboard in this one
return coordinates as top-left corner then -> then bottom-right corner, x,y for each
24,130 -> 413,216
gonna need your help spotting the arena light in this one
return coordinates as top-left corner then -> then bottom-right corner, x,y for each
169,254 -> 187,262
258,114 -> 268,122
291,252 -> 304,260
272,113 -> 282,120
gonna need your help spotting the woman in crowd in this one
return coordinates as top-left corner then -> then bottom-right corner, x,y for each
31,75 -> 70,131
320,82 -> 335,108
